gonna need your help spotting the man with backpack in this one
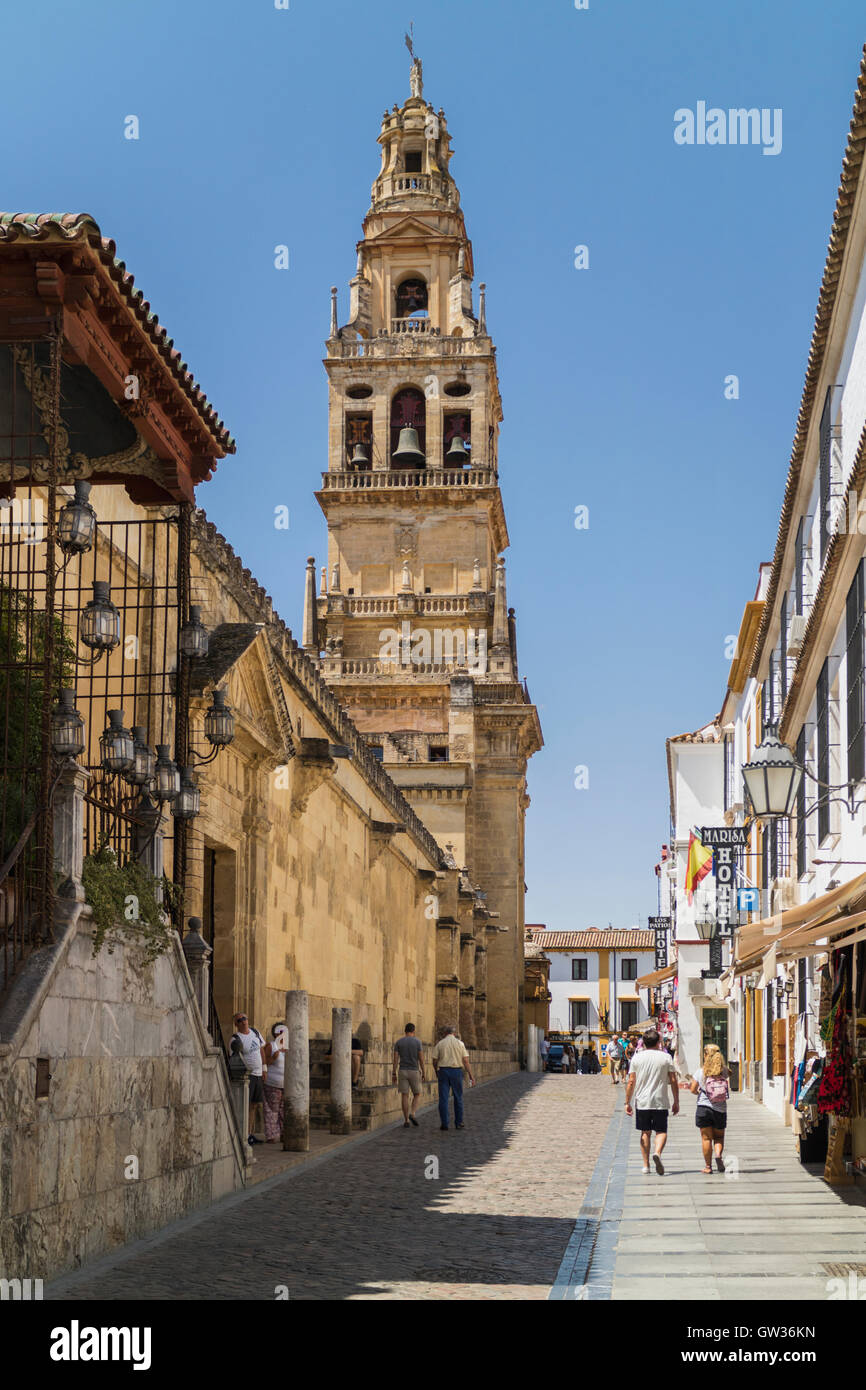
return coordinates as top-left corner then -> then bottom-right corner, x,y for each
231,1012 -> 267,1146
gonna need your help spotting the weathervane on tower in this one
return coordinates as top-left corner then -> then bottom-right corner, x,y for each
405,24 -> 423,98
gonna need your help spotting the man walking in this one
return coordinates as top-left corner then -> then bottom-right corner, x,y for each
392,1022 -> 425,1127
624,1027 -> 679,1174
432,1025 -> 475,1130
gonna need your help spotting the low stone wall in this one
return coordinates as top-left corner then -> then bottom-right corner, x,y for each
0,905 -> 247,1283
309,1043 -> 516,1132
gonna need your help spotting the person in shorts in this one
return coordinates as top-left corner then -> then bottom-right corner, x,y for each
392,1022 -> 425,1127
689,1043 -> 730,1173
607,1035 -> 624,1085
624,1027 -> 679,1174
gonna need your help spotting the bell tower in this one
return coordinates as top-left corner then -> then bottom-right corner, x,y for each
307,56 -> 543,1058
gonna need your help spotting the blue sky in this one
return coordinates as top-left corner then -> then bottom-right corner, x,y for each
4,1 -> 865,928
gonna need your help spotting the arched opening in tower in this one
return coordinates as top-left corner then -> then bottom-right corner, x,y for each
390,386 -> 426,468
395,277 -> 428,319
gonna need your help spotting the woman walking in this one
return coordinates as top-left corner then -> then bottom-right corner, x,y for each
689,1043 -> 730,1172
262,1021 -> 288,1143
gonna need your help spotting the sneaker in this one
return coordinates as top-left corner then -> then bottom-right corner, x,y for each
403,1121 -> 410,1128
248,1135 -> 262,1146
440,1125 -> 449,1130
456,1123 -> 465,1129
409,1114 -> 419,1127
653,1154 -> 665,1175
715,1155 -> 725,1172
641,1166 -> 651,1174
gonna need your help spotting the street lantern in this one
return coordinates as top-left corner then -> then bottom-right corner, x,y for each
171,766 -> 200,820
179,605 -> 209,659
694,898 -> 716,940
203,688 -> 235,748
154,745 -> 181,802
80,581 -> 120,653
742,724 -> 803,819
50,688 -> 85,758
123,727 -> 156,787
58,480 -> 97,556
100,710 -> 135,774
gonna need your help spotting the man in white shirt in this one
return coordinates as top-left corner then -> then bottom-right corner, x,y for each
431,1026 -> 475,1130
624,1028 -> 679,1174
231,1012 -> 267,1146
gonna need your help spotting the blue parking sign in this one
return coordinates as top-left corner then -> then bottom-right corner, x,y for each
738,887 -> 759,912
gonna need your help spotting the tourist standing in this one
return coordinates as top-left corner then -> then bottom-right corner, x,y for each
432,1025 -> 475,1130
262,1022 -> 287,1143
392,1022 -> 425,1127
608,1035 -> 624,1085
231,1012 -> 267,1146
689,1043 -> 730,1173
624,1027 -> 679,1174
539,1034 -> 550,1069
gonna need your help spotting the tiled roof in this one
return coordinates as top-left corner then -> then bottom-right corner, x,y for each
667,721 -> 720,745
526,929 -> 655,950
0,212 -> 234,454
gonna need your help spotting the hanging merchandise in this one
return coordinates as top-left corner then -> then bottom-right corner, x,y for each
818,953 -> 852,1117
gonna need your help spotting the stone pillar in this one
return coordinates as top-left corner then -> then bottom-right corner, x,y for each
226,1048 -> 250,1154
526,1024 -> 537,1072
53,759 -> 89,901
133,791 -> 164,897
182,917 -> 212,1027
302,556 -> 318,654
283,988 -> 309,1152
329,1006 -> 353,1135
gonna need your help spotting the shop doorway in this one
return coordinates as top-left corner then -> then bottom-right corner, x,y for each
702,1007 -> 729,1059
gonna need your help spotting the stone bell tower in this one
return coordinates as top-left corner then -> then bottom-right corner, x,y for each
305,55 -> 543,1058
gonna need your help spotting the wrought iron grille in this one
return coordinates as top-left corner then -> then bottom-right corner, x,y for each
0,334 -> 60,998
56,512 -> 182,865
0,331 -> 192,1000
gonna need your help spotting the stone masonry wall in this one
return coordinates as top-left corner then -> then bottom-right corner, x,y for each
0,910 -> 246,1283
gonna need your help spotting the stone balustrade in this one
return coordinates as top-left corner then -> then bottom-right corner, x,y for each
319,468 -> 497,491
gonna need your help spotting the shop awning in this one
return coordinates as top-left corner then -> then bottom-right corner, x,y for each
774,906 -> 866,959
636,962 -> 676,989
734,871 -> 866,969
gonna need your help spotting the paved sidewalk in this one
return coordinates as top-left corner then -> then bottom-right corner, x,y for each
574,1090 -> 866,1301
48,1073 -> 616,1301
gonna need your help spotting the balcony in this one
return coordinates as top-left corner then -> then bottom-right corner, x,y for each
318,468 -> 498,492
327,333 -> 487,360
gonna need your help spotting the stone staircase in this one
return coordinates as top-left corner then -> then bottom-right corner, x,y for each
308,1038 -> 375,1131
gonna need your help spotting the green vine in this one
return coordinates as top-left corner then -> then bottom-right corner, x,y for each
82,846 -> 180,964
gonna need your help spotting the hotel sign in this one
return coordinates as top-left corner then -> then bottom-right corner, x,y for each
700,826 -> 749,939
648,916 -> 670,970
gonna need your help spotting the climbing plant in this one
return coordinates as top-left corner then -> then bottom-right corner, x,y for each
81,845 -> 179,964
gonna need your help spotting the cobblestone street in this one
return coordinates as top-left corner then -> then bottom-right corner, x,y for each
47,1074 -> 617,1301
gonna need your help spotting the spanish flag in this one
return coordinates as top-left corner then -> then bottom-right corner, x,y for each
685,831 -> 713,903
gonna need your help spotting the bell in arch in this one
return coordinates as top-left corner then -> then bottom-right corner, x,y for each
349,441 -> 370,469
445,434 -> 469,465
393,426 -> 425,467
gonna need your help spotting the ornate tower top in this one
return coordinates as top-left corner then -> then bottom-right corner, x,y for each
370,49 -> 458,217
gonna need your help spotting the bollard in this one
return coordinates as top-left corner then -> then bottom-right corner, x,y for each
330,1006 -> 353,1134
283,989 -> 309,1151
